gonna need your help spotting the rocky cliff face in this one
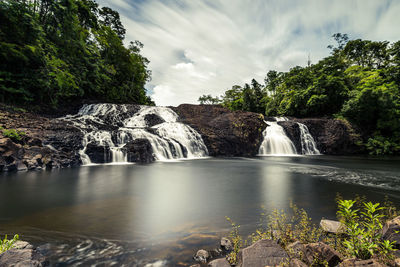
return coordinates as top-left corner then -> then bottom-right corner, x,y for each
0,106 -> 82,171
279,118 -> 363,155
172,104 -> 266,157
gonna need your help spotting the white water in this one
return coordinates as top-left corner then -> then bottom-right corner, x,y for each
258,117 -> 297,155
63,104 -> 208,164
258,117 -> 320,156
297,123 -> 320,155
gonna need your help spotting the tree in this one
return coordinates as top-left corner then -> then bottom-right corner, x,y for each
198,94 -> 221,104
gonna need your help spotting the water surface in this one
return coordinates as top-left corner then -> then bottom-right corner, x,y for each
1,156 -> 400,266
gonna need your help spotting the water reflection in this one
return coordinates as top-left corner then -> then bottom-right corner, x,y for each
1,156 -> 400,265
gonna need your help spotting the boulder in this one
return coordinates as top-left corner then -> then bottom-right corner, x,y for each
85,142 -> 111,163
382,216 -> 400,249
194,249 -> 209,264
289,258 -> 308,267
16,161 -> 27,171
302,242 -> 343,267
339,259 -> 385,267
239,239 -> 288,267
395,258 -> 400,267
286,241 -> 304,259
278,121 -> 301,154
123,139 -> 155,163
320,219 -> 346,234
220,237 -> 232,251
0,248 -> 46,267
173,104 -> 266,157
208,258 -> 230,267
144,114 -> 165,127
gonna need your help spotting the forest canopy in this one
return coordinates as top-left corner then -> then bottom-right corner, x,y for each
198,34 -> 400,155
0,0 -> 154,108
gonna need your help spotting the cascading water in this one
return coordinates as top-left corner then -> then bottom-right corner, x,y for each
297,123 -> 320,155
63,104 -> 208,164
258,117 -> 321,156
258,117 -> 297,155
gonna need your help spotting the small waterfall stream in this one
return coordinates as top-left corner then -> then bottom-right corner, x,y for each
258,117 -> 320,156
63,104 -> 208,164
258,117 -> 297,155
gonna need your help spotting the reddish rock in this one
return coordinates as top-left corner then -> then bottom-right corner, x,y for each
339,259 -> 385,267
239,239 -> 288,267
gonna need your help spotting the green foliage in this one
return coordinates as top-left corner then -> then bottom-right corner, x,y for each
0,0 -> 153,109
337,199 -> 396,261
252,203 -> 323,248
1,128 -> 26,141
199,34 -> 400,155
0,234 -> 19,253
225,217 -> 242,265
198,94 -> 221,104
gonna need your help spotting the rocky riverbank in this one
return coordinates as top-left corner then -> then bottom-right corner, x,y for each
192,217 -> 400,267
0,103 -> 364,172
0,240 -> 48,267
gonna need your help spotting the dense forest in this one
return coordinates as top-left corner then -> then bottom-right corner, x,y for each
0,0 -> 154,108
199,34 -> 400,155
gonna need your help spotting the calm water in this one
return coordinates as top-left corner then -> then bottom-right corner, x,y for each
1,156 -> 400,266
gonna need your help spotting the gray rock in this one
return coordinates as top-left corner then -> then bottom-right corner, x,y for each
13,241 -> 34,250
194,249 -> 210,264
17,161 -> 27,171
220,237 -> 232,251
208,258 -> 230,267
240,239 -> 288,267
320,219 -> 346,234
123,139 -> 155,163
382,216 -> 400,249
0,248 -> 45,267
286,241 -> 304,258
303,242 -> 343,267
339,259 -> 385,267
289,258 -> 308,267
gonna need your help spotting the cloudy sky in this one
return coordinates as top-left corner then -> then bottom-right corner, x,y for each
98,0 -> 400,106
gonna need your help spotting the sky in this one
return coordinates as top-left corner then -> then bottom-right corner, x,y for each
98,0 -> 400,106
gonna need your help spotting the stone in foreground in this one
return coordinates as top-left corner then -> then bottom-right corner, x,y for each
320,219 -> 346,234
382,215 -> 400,249
0,248 -> 46,267
340,259 -> 386,267
303,242 -> 342,267
208,258 -> 231,267
220,237 -> 232,251
239,239 -> 288,267
194,249 -> 210,264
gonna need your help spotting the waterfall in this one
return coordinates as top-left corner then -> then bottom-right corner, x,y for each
258,117 -> 297,155
63,104 -> 208,164
297,123 -> 320,155
258,117 -> 320,156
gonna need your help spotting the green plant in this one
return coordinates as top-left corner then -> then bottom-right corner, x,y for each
337,199 -> 396,261
2,128 -> 25,141
225,217 -> 242,265
0,234 -> 19,253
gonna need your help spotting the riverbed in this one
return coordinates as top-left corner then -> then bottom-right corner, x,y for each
1,156 -> 400,266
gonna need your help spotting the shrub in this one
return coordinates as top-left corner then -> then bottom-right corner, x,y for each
0,234 -> 19,253
337,199 -> 396,261
225,217 -> 242,265
1,128 -> 25,141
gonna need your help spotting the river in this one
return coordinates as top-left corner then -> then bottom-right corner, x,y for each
1,156 -> 400,266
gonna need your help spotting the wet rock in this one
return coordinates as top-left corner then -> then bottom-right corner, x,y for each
289,258 -> 308,267
383,216 -> 400,249
303,242 -> 343,267
220,237 -> 232,251
27,138 -> 42,147
144,113 -> 165,127
320,219 -> 346,234
173,104 -> 266,157
17,161 -> 27,171
278,121 -> 301,154
0,248 -> 46,267
85,142 -> 111,163
194,249 -> 209,264
292,118 -> 363,155
240,239 -> 288,266
339,259 -> 385,267
123,139 -> 155,163
207,258 -> 230,267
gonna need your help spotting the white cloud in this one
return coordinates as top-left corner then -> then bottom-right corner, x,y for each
98,0 -> 400,106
